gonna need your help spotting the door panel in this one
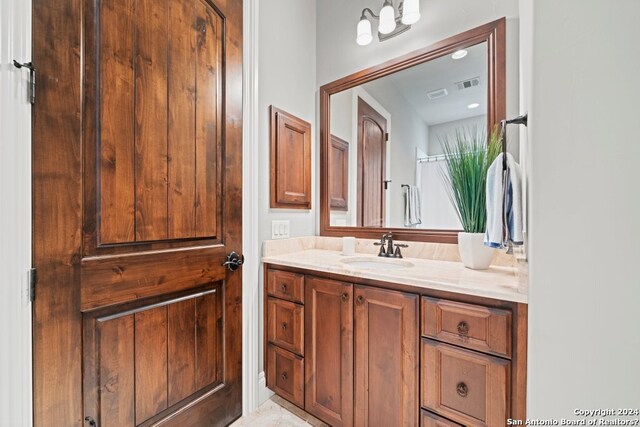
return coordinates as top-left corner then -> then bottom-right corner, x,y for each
135,307 -> 169,423
88,0 -> 224,248
354,286 -> 418,427
32,0 -> 242,424
97,315 -> 136,427
356,97 -> 387,227
167,299 -> 197,406
84,288 -> 225,427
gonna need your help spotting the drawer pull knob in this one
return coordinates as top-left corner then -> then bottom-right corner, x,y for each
341,293 -> 349,302
280,283 -> 288,293
456,382 -> 468,397
356,295 -> 364,305
281,372 -> 288,381
457,321 -> 469,336
281,322 -> 287,331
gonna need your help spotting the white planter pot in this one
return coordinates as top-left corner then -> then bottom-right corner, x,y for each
458,232 -> 495,270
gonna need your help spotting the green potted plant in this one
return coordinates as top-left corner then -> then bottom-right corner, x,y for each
440,127 -> 501,269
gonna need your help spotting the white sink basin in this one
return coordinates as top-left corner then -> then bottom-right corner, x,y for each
340,257 -> 414,270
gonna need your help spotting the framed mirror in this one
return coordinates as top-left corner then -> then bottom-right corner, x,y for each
320,18 -> 506,243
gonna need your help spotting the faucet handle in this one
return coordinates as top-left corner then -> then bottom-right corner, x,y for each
393,243 -> 409,258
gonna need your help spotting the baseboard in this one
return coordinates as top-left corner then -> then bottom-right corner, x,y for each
258,371 -> 274,405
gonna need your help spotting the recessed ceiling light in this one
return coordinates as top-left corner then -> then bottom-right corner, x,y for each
451,49 -> 468,60
468,103 -> 480,109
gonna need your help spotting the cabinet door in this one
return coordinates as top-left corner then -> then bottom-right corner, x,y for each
305,277 -> 354,427
354,286 -> 419,427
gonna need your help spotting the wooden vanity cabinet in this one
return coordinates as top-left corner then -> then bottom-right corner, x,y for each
305,277 -> 354,427
354,285 -> 419,427
264,265 -> 527,427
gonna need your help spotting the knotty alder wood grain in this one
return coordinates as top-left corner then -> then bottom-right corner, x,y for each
134,0 -> 170,242
84,290 -> 225,427
99,0 -> 135,243
356,98 -> 387,227
94,0 -> 223,245
32,0 -> 84,423
354,285 -> 419,426
194,1 -> 223,238
168,0 -> 197,240
168,299 -> 197,406
329,135 -> 349,211
135,307 -> 169,423
305,277 -> 354,427
34,0 -> 243,423
270,106 -> 313,209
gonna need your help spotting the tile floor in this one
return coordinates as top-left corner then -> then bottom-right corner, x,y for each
231,396 -> 328,426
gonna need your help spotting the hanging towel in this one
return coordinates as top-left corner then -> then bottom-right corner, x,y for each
484,153 -> 523,250
404,185 -> 422,227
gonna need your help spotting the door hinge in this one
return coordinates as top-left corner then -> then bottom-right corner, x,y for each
28,268 -> 37,302
385,132 -> 389,142
13,60 -> 36,105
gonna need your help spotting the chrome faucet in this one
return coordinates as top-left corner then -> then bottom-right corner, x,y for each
374,233 -> 408,258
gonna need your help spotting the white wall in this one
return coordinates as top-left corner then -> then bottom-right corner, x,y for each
427,115 -> 486,156
0,0 -> 33,424
316,0 -> 520,128
526,0 -> 640,419
257,0 -> 317,389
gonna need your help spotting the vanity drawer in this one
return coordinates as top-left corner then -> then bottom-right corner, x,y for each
267,344 -> 304,407
267,297 -> 304,355
421,410 -> 463,427
421,339 -> 510,427
267,269 -> 305,304
422,297 -> 512,358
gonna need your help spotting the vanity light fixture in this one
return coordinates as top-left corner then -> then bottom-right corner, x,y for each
451,49 -> 468,60
356,0 -> 421,46
468,103 -> 480,109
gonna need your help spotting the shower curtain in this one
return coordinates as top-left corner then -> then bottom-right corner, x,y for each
418,160 -> 462,230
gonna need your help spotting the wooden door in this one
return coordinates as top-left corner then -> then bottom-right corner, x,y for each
32,0 -> 243,425
304,277 -> 354,427
354,286 -> 418,427
357,97 -> 387,227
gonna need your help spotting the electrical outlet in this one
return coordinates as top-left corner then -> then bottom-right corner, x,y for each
271,220 -> 290,239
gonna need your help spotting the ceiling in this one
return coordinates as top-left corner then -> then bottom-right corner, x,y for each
362,42 -> 487,126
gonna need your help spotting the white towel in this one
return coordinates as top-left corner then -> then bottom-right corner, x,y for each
484,153 -> 523,251
404,185 -> 422,227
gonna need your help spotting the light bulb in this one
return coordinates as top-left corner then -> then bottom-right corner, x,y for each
357,18 -> 373,46
378,3 -> 396,35
401,0 -> 420,25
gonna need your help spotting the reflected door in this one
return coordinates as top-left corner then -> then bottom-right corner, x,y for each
357,97 -> 387,227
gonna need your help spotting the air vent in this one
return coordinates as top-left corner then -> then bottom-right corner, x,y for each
427,88 -> 448,100
455,77 -> 480,90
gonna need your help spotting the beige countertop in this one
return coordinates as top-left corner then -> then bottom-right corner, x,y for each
262,238 -> 528,304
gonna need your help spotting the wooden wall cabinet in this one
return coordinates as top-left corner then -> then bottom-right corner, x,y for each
264,265 -> 527,427
329,135 -> 349,211
270,106 -> 312,209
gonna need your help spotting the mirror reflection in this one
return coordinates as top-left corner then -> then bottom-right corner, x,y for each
328,42 -> 488,229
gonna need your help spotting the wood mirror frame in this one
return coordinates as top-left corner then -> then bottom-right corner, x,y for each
320,18 -> 506,243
